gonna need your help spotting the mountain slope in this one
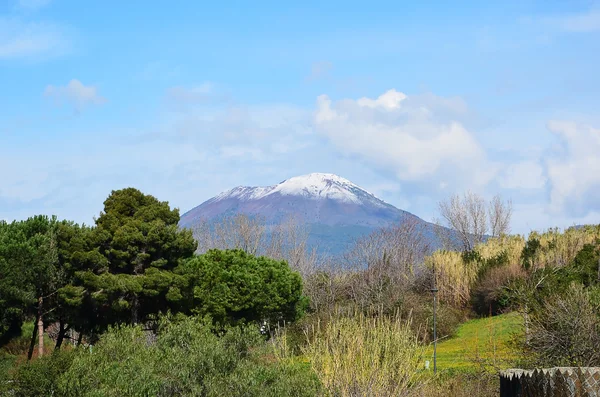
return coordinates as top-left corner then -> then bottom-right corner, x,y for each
180,173 -> 440,255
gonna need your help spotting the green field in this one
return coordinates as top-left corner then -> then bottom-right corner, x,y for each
424,312 -> 523,373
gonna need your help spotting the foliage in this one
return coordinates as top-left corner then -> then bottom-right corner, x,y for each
177,249 -> 306,326
303,312 -> 425,396
0,216 -> 58,345
73,187 -> 197,331
56,316 -> 321,396
520,226 -> 600,271
10,349 -> 75,397
471,263 -> 524,315
523,283 -> 600,367
0,352 -> 17,395
521,238 -> 541,271
426,250 -> 478,307
423,226 -> 600,312
570,243 -> 600,286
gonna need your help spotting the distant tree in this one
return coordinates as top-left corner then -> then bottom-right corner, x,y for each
437,192 -> 512,251
75,188 -> 197,331
343,218 -> 430,311
176,249 -> 305,326
488,195 -> 513,239
192,214 -> 318,277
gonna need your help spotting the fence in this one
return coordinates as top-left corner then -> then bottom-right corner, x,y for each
500,367 -> 600,397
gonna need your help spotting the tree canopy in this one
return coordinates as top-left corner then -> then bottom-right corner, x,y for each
74,188 -> 197,331
177,249 -> 305,326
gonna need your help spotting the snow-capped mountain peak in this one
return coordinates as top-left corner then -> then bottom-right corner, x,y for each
179,173 -> 441,255
213,173 -> 381,205
182,172 -> 406,233
272,173 -> 365,203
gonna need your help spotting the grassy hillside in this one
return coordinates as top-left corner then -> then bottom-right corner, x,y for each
425,312 -> 523,372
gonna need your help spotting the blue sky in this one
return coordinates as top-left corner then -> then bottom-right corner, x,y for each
1,0 -> 600,234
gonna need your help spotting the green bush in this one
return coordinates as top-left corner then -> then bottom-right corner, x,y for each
0,353 -> 17,394
56,315 -> 321,396
571,243 -> 600,287
10,349 -> 75,397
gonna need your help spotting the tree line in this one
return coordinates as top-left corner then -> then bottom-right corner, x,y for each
0,188 -> 304,358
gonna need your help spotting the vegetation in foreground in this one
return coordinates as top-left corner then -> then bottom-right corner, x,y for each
1,188 -> 599,396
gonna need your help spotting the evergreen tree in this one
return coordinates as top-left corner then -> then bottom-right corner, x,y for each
75,188 -> 197,332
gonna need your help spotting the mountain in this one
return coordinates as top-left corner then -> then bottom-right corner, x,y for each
179,173 -> 441,255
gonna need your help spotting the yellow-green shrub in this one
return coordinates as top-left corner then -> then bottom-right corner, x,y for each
426,251 -> 479,307
303,313 -> 425,396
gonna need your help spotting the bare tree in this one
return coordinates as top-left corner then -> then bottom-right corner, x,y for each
191,213 -> 318,277
437,192 -> 512,251
192,214 -> 266,255
343,218 -> 431,310
302,258 -> 350,314
264,215 -> 319,277
488,194 -> 512,238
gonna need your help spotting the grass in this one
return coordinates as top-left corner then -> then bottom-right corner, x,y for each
424,312 -> 523,373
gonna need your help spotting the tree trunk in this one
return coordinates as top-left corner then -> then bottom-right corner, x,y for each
27,320 -> 38,361
131,294 -> 140,325
37,296 -> 44,358
55,321 -> 66,350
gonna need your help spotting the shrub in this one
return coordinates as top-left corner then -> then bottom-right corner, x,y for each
57,315 -> 321,396
571,243 -> 600,286
524,283 -> 600,367
10,349 -> 75,397
0,353 -> 17,395
425,251 -> 479,307
303,312 -> 424,396
471,263 -> 525,315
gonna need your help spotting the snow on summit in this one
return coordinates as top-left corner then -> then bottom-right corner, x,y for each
215,173 -> 381,205
272,173 -> 364,203
179,172 -> 441,255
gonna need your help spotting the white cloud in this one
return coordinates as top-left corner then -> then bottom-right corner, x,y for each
314,89 -> 491,188
499,160 -> 546,190
0,17 -> 68,59
17,0 -> 52,11
356,89 -> 407,110
44,79 -> 107,112
546,120 -> 600,216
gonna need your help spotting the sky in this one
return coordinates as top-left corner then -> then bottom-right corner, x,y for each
1,0 -> 600,234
